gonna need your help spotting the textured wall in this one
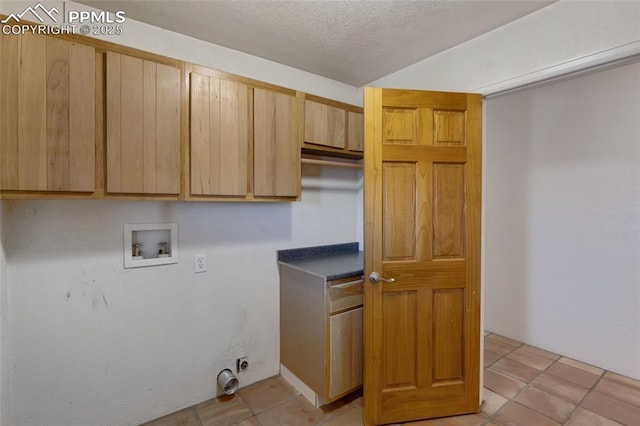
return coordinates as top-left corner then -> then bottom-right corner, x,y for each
485,61 -> 640,379
4,167 -> 361,425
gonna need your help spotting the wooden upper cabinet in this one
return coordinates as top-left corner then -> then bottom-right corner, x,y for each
190,72 -> 249,196
304,100 -> 346,149
106,52 -> 181,195
302,96 -> 363,159
254,88 -> 301,198
0,33 -> 95,192
187,66 -> 301,201
347,111 -> 364,152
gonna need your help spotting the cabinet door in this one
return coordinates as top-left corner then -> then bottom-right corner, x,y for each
253,88 -> 301,197
0,33 -> 95,192
329,307 -> 363,400
106,52 -> 180,194
190,73 -> 249,196
347,111 -> 364,152
304,100 -> 345,149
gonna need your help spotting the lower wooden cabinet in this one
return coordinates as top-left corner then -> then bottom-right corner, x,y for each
279,263 -> 363,406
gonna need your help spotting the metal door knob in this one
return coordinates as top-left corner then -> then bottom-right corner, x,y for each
369,272 -> 395,284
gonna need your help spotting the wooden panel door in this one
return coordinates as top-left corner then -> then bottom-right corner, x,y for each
253,88 -> 301,197
106,52 -> 180,194
190,73 -> 249,196
0,33 -> 95,192
363,88 -> 482,425
304,99 -> 345,149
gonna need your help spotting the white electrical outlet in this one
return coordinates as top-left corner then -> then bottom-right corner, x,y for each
194,254 -> 207,273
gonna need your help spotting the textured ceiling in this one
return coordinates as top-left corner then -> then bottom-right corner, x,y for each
79,0 -> 554,86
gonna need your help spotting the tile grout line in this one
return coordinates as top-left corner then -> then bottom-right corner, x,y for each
495,354 -> 566,425
561,368 -> 613,424
190,405 -> 204,426
234,391 -> 254,416
489,347 -> 615,426
319,391 -> 365,425
568,370 -> 640,423
251,392 -> 300,419
483,342 -> 524,424
481,337 -> 511,424
484,338 -> 566,425
234,390 -> 263,425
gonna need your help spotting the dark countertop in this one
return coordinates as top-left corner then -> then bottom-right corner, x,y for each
277,243 -> 364,281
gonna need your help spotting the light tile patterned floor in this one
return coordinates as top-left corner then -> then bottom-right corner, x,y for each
143,332 -> 640,426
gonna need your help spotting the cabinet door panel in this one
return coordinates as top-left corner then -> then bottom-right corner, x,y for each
106,52 -> 180,194
304,100 -> 345,149
329,307 -> 363,400
0,34 -> 94,192
326,104 -> 346,147
190,73 -> 248,196
347,111 -> 364,152
254,88 -> 300,197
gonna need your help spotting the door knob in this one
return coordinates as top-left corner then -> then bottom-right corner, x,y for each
369,272 -> 395,284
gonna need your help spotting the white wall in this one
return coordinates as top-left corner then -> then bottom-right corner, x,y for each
368,0 -> 640,92
3,166 -> 360,426
485,61 -> 640,379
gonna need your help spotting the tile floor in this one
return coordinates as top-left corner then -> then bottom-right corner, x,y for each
143,332 -> 640,426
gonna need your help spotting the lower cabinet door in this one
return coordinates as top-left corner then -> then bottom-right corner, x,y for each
329,306 -> 363,400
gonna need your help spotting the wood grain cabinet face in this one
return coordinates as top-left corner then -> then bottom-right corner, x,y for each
190,72 -> 249,196
0,33 -> 95,192
304,100 -> 346,149
106,52 -> 180,195
254,88 -> 301,197
347,112 -> 364,152
329,307 -> 363,400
